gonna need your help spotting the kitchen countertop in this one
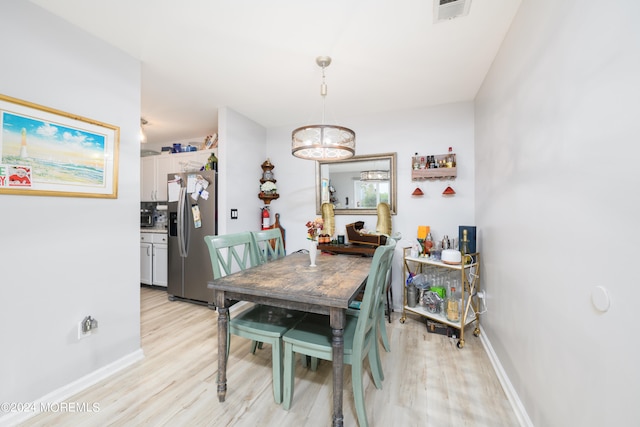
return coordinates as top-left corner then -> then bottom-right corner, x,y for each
141,228 -> 168,234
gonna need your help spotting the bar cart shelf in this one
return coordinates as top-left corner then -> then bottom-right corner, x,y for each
400,247 -> 481,349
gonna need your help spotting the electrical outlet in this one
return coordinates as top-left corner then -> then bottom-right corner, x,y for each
78,320 -> 91,339
78,315 -> 98,340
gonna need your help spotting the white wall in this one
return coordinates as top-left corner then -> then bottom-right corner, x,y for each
217,107 -> 267,235
0,0 -> 141,417
266,102 -> 475,309
475,0 -> 640,425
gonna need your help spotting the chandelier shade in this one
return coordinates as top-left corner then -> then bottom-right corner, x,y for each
360,170 -> 390,181
291,56 -> 355,161
291,124 -> 355,160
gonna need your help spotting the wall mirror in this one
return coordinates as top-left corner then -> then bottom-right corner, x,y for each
316,152 -> 397,215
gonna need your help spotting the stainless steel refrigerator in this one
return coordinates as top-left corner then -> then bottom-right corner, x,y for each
167,170 -> 217,304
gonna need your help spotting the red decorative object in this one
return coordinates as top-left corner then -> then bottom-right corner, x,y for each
412,187 -> 424,196
442,186 -> 456,196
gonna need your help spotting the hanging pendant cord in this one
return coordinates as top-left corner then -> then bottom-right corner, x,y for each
320,65 -> 327,125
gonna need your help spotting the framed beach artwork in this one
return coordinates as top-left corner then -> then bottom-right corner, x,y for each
0,94 -> 119,198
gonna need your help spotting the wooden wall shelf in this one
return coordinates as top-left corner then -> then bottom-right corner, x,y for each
411,152 -> 457,181
412,167 -> 457,180
258,193 -> 279,204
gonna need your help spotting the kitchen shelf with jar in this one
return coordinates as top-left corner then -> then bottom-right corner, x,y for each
400,246 -> 481,349
411,150 -> 457,181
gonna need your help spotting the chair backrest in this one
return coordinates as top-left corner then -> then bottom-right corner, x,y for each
383,237 -> 396,291
251,228 -> 286,264
353,239 -> 396,350
204,232 -> 260,279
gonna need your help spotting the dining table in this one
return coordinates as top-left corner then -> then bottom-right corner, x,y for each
208,251 -> 372,427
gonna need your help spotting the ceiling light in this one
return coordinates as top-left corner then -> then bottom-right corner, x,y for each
360,170 -> 390,181
291,56 -> 355,161
140,118 -> 148,143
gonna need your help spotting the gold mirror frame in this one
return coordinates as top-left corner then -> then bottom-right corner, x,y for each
315,152 -> 397,216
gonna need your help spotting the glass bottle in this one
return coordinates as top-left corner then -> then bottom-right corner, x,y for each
425,232 -> 434,256
206,152 -> 218,171
407,282 -> 417,308
461,229 -> 470,264
446,285 -> 461,323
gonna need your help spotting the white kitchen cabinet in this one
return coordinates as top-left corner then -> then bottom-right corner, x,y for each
140,232 -> 168,287
140,149 -> 216,201
140,156 -> 157,201
154,155 -> 173,201
151,233 -> 168,287
140,238 -> 153,285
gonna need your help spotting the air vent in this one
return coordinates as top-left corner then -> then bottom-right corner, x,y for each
434,0 -> 472,22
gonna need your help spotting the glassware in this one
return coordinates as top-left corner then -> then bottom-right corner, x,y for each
446,285 -> 461,323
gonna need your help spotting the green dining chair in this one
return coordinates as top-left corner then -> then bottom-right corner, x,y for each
205,231 -> 305,404
251,228 -> 286,264
346,238 -> 396,383
252,229 -> 319,369
281,240 -> 396,426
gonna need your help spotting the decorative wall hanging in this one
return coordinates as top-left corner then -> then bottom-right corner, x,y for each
442,186 -> 456,196
0,94 -> 119,198
258,159 -> 279,204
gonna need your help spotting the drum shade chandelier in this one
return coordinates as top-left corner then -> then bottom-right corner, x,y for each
360,170 -> 390,181
291,56 -> 356,161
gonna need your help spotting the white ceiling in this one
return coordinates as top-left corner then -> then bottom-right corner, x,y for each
28,0 -> 521,145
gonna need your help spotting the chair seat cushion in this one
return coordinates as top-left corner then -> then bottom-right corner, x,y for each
232,305 -> 306,337
283,313 -> 359,357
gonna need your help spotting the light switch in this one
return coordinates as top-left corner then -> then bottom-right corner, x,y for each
230,209 -> 238,219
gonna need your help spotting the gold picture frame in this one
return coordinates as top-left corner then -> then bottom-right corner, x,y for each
0,94 -> 119,198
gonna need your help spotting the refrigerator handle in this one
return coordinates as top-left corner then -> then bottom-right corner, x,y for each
177,187 -> 188,258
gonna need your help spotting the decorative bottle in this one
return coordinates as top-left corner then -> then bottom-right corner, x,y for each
407,281 -> 417,308
461,229 -> 471,264
413,153 -> 420,170
206,152 -> 218,171
446,285 -> 461,323
446,147 -> 454,168
424,232 -> 434,256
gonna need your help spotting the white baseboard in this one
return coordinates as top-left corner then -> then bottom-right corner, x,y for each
479,327 -> 534,427
0,349 -> 144,427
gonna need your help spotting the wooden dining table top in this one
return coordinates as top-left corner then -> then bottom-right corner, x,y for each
208,251 -> 373,311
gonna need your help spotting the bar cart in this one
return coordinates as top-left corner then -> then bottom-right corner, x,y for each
400,247 -> 481,348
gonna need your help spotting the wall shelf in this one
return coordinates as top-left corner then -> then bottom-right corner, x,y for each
258,159 -> 279,205
411,152 -> 457,181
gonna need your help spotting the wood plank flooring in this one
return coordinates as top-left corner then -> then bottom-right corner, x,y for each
20,287 -> 519,426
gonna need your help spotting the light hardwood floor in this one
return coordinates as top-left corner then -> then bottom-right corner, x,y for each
21,287 -> 519,426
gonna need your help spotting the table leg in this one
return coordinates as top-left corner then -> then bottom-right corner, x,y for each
217,305 -> 229,402
330,308 -> 346,427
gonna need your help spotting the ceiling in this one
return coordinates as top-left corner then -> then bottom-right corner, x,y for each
28,0 -> 521,146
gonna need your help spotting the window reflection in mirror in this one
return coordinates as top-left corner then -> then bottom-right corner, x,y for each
316,152 -> 396,215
